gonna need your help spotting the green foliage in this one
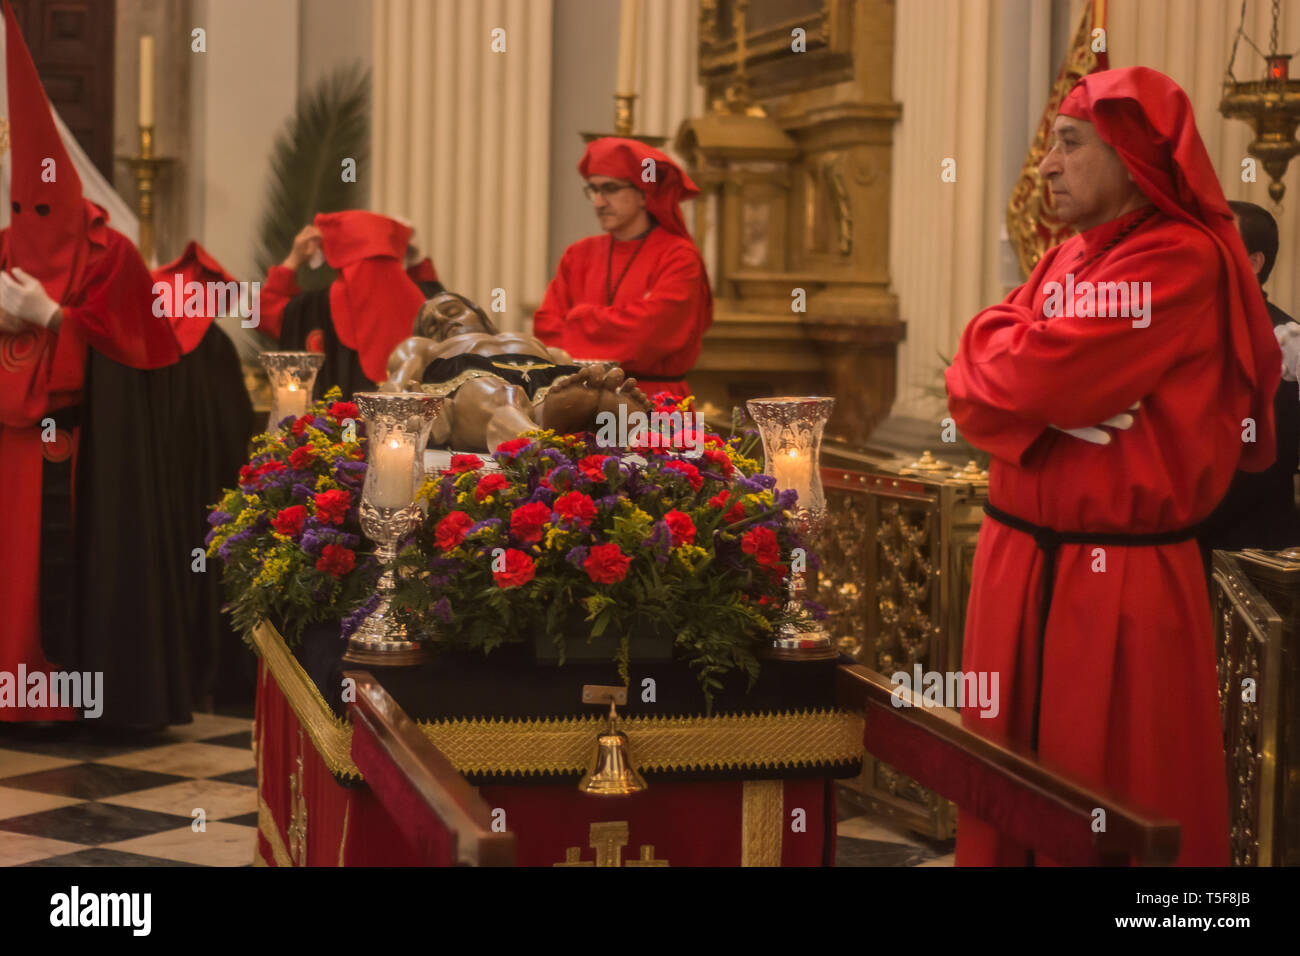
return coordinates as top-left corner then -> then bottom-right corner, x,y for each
254,61 -> 371,287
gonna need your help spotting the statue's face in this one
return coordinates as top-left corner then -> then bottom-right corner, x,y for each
417,293 -> 494,340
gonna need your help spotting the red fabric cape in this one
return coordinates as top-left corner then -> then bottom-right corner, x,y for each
315,211 -> 426,383
1060,66 -> 1282,471
151,241 -> 238,355
578,138 -> 699,238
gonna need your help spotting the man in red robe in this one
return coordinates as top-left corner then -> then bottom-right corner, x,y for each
0,0 -> 182,724
533,137 -> 711,399
945,67 -> 1282,866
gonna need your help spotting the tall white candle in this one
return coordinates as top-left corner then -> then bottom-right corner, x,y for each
772,446 -> 811,509
371,437 -> 416,509
278,383 -> 310,422
138,35 -> 155,127
616,0 -> 639,96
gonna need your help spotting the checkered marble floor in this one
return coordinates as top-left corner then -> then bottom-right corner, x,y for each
0,712 -> 257,867
835,797 -> 956,867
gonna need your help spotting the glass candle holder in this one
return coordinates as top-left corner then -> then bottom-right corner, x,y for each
746,396 -> 836,661
260,351 -> 325,432
345,391 -> 444,666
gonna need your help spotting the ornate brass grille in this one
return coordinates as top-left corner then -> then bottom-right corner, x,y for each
816,459 -> 986,838
1211,551 -> 1288,866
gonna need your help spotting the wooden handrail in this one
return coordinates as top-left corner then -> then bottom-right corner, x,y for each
836,663 -> 1181,865
345,670 -> 516,866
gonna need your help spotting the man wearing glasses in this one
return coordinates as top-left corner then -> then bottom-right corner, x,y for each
533,137 -> 711,399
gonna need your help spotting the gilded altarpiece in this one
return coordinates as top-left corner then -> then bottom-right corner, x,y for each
677,0 -> 903,445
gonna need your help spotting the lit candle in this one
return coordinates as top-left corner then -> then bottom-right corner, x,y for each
771,446 -> 811,509
138,35 -> 154,127
371,437 -> 416,509
278,383 -> 310,422
616,0 -> 639,96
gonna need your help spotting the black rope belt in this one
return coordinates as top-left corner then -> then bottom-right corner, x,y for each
981,502 -> 1202,753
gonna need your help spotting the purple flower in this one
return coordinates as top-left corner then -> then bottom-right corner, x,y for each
291,482 -> 316,501
300,530 -> 324,556
341,594 -> 381,639
467,518 -> 502,536
802,598 -> 829,621
646,521 -> 672,564
735,474 -> 774,494
775,488 -> 799,511
565,545 -> 589,570
431,597 -> 453,625
208,510 -> 233,527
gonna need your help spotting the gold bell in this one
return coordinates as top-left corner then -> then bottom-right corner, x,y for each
579,701 -> 647,796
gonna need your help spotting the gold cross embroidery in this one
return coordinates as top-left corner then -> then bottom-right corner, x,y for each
553,821 -> 668,866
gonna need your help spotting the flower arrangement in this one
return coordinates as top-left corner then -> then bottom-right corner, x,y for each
390,394 -> 823,702
207,386 -> 379,643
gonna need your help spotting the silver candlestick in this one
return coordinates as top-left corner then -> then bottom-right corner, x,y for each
746,396 -> 837,661
344,391 -> 444,666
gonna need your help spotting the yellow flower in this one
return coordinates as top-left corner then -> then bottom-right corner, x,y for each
544,526 -> 569,550
315,474 -> 339,492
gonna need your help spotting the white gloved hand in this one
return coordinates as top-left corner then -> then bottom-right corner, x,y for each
1274,322 -> 1300,383
1050,401 -> 1140,445
0,267 -> 59,327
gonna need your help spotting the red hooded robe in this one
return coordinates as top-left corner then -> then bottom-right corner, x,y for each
533,138 -> 712,398
0,0 -> 179,721
945,67 -> 1282,865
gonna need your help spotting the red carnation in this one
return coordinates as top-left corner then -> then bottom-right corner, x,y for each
291,416 -> 312,438
664,509 -> 696,547
289,445 -> 316,470
434,511 -> 474,550
329,401 -> 359,424
724,501 -> 747,523
444,454 -> 484,475
702,447 -> 734,477
553,491 -> 597,526
741,526 -> 781,566
495,437 -> 533,457
510,501 -> 551,543
663,459 -> 703,492
257,460 -> 287,477
474,472 -> 511,502
493,548 -> 536,588
314,488 -> 352,526
577,454 -> 610,482
239,464 -> 257,486
315,543 -> 356,578
708,489 -> 730,509
272,505 -> 307,537
584,542 -> 632,584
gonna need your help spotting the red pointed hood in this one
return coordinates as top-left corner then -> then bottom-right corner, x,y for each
315,210 -> 426,383
3,0 -> 97,304
152,241 -> 238,354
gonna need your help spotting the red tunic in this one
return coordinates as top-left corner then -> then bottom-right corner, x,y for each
0,227 -> 177,721
945,206 -> 1249,865
532,228 -> 712,399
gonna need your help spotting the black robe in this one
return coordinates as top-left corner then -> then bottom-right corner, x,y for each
1201,298 -> 1300,552
42,323 -> 253,729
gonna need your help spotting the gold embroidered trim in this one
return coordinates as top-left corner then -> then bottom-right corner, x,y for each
258,797 -> 293,867
417,710 -> 865,776
741,781 -> 784,867
419,367 -> 562,407
338,794 -> 351,867
250,621 -> 359,779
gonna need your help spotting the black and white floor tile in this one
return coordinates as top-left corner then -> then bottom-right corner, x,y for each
0,712 -> 257,867
834,796 -> 956,867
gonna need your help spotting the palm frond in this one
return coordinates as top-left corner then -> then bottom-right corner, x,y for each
254,62 -> 371,287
